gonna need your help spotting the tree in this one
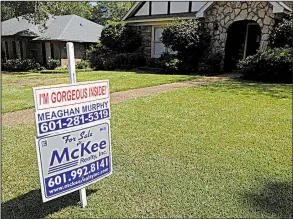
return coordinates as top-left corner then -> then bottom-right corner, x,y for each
91,2 -> 134,25
161,19 -> 211,72
269,13 -> 293,48
1,2 -> 93,26
100,21 -> 141,53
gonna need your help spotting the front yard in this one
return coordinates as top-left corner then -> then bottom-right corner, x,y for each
2,70 -> 201,113
2,75 -> 292,218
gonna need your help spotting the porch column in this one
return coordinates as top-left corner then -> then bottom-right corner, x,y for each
7,40 -> 13,59
15,41 -> 21,59
45,42 -> 51,61
22,41 -> 27,59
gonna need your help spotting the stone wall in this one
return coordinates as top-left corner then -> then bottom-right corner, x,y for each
204,1 -> 278,58
131,26 -> 152,58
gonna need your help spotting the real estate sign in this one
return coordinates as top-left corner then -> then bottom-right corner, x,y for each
33,80 -> 110,136
33,80 -> 112,203
35,122 -> 112,202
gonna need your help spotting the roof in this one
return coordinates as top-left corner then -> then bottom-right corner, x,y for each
123,1 -> 292,22
1,16 -> 55,37
282,1 -> 293,10
2,15 -> 103,43
33,15 -> 103,43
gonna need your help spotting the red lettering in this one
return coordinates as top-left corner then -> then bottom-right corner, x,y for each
51,92 -> 56,103
61,91 -> 67,102
72,89 -> 76,100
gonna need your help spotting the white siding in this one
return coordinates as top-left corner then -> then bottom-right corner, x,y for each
170,2 -> 189,13
151,2 -> 168,15
135,2 -> 150,16
191,1 -> 207,12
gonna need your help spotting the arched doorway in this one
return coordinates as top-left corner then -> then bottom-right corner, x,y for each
224,20 -> 261,72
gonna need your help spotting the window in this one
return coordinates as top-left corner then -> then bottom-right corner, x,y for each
170,2 -> 189,13
151,2 -> 168,15
152,27 -> 176,58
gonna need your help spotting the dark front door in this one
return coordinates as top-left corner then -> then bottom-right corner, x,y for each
224,21 -> 261,72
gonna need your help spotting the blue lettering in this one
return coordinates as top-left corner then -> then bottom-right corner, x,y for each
100,140 -> 106,149
50,148 -> 69,166
71,148 -> 79,159
81,141 -> 91,157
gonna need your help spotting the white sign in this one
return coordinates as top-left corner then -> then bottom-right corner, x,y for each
35,122 -> 112,202
33,80 -> 109,110
33,80 -> 110,136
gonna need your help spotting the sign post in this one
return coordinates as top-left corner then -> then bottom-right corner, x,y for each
32,42 -> 112,207
66,42 -> 87,208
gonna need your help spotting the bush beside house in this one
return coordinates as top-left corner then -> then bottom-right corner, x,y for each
160,19 -> 211,74
88,21 -> 145,70
238,13 -> 293,83
238,46 -> 292,83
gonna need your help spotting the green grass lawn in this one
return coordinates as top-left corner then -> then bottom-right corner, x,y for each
2,70 -> 201,113
2,79 -> 291,218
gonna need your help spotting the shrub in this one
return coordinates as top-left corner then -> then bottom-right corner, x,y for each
114,53 -> 145,70
161,19 -> 211,72
87,43 -> 113,69
237,46 -> 292,83
76,60 -> 90,69
91,53 -> 145,70
2,59 -> 40,71
269,13 -> 293,48
197,52 -> 223,75
46,59 -> 60,70
100,21 -> 142,53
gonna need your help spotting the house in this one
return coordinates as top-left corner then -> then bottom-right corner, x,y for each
1,15 -> 103,66
123,1 -> 292,71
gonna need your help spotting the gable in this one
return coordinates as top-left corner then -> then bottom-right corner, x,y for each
124,1 -> 207,20
123,1 -> 292,23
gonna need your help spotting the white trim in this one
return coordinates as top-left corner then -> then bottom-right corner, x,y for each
269,1 -> 285,13
195,2 -> 214,18
122,2 -> 142,21
126,17 -> 194,24
151,25 -> 164,58
243,23 -> 259,59
273,1 -> 292,12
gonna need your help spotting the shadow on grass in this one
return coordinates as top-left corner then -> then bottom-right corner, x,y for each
243,181 -> 292,218
2,189 -> 97,219
202,78 -> 292,99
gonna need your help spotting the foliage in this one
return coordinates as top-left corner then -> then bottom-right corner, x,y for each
91,2 -> 134,25
76,60 -> 90,69
46,58 -> 60,70
91,53 -> 145,70
1,59 -> 40,71
158,52 -> 181,74
197,52 -> 223,75
100,21 -> 142,53
1,2 -> 93,27
161,19 -> 211,73
269,13 -> 293,48
237,46 -> 292,83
